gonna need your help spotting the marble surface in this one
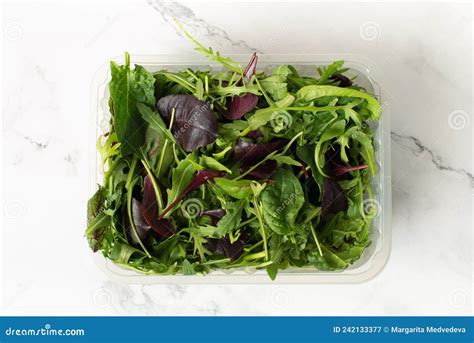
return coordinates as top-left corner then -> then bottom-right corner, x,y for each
2,0 -> 472,316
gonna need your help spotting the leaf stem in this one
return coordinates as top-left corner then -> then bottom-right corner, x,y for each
126,177 -> 151,257
310,225 -> 323,257
253,199 -> 268,261
141,159 -> 164,210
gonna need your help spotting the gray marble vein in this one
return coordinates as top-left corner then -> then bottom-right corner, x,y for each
147,0 -> 261,53
391,131 -> 473,186
23,135 -> 49,150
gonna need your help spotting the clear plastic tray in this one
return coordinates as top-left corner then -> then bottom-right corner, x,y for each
89,54 -> 391,284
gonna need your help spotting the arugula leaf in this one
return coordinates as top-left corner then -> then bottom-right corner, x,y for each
316,61 -> 347,85
351,130 -> 376,176
164,157 -> 196,213
214,200 -> 246,237
296,85 -> 381,119
111,242 -> 141,264
131,65 -> 156,106
314,119 -> 346,176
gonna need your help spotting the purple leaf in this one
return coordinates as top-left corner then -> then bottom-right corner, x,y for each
246,129 -> 263,139
141,175 -> 175,237
243,52 -> 258,83
330,74 -> 352,87
201,208 -> 226,225
129,198 -> 151,246
156,94 -> 218,152
234,139 -> 288,163
223,93 -> 259,120
325,146 -> 343,166
321,178 -> 348,217
240,160 -> 277,180
223,52 -> 259,120
201,208 -> 226,219
206,231 -> 249,261
159,170 -> 223,219
332,162 -> 368,177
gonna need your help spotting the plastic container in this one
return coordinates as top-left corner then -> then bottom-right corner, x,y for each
89,54 -> 391,284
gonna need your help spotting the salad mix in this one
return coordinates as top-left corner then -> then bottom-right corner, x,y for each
86,25 -> 381,280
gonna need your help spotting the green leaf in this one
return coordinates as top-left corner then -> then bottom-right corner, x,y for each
296,85 -> 381,119
352,130 -> 376,176
166,157 -> 196,208
111,242 -> 140,264
87,186 -> 106,226
314,119 -> 346,176
200,155 -> 232,174
214,200 -> 246,237
308,245 -> 348,270
109,53 -> 151,155
260,75 -> 288,101
137,103 -> 177,145
316,60 -> 345,85
269,154 -> 301,167
212,146 -> 232,160
261,169 -> 305,235
214,178 -> 254,200
181,259 -> 196,275
266,263 -> 278,281
131,65 -> 156,106
296,145 -> 324,192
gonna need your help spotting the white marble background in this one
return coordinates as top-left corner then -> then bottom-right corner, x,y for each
2,0 -> 472,316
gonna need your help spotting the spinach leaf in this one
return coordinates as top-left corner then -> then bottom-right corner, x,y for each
109,54 -> 143,155
214,178 -> 254,200
261,168 -> 305,235
200,155 -> 232,174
